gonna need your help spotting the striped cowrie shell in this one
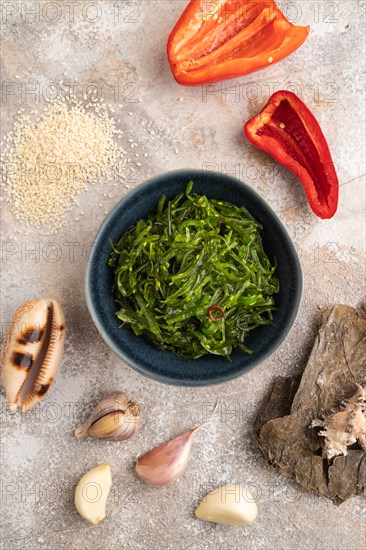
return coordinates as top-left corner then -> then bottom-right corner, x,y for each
1,299 -> 65,411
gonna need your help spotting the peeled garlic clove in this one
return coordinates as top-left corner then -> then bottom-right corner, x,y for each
75,391 -> 141,441
74,464 -> 112,525
135,425 -> 203,486
1,299 -> 65,411
195,484 -> 258,526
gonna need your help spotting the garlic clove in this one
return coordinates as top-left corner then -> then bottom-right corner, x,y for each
74,464 -> 112,525
1,299 -> 65,411
75,391 -> 141,441
135,425 -> 203,486
195,484 -> 258,526
87,410 -> 139,440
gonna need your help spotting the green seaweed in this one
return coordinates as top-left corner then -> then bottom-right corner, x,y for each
108,182 -> 279,359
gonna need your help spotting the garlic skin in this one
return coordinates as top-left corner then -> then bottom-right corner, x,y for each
1,299 -> 65,411
195,484 -> 259,526
75,391 -> 141,441
135,426 -> 203,486
74,464 -> 112,525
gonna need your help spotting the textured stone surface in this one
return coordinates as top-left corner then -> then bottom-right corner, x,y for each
0,1 -> 365,549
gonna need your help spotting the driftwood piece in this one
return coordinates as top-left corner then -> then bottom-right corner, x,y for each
256,305 -> 366,504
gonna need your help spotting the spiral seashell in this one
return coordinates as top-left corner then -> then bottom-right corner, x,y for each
1,299 -> 65,411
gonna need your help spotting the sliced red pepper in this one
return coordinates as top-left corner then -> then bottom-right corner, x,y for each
208,305 -> 225,321
244,90 -> 339,219
167,0 -> 310,86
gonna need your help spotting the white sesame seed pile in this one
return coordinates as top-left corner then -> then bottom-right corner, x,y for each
1,92 -> 126,235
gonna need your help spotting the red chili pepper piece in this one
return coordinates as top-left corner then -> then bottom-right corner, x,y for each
167,0 -> 309,86
244,90 -> 339,219
208,305 -> 225,321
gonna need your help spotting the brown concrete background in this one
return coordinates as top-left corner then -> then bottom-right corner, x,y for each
1,1 -> 365,549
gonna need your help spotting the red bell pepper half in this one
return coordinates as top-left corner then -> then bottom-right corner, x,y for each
167,0 -> 310,85
244,91 -> 339,219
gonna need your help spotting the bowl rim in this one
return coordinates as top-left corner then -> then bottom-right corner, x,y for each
85,169 -> 303,386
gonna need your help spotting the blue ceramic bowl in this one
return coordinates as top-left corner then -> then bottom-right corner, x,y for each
85,169 -> 302,386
